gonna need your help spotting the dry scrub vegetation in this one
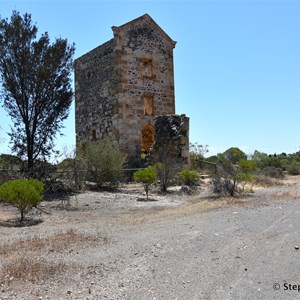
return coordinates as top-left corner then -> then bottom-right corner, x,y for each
0,176 -> 299,299
0,230 -> 100,256
2,257 -> 66,283
0,229 -> 108,288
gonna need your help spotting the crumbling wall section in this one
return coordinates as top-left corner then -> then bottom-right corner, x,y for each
153,114 -> 190,168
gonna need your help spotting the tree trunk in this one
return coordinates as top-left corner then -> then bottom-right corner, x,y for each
20,209 -> 25,223
145,185 -> 149,201
25,121 -> 34,173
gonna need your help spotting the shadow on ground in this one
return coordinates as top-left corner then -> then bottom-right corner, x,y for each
136,197 -> 158,202
0,218 -> 43,227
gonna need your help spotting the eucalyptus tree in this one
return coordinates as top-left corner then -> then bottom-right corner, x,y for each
0,11 -> 75,172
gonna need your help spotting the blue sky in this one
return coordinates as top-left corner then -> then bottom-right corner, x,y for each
1,0 -> 300,159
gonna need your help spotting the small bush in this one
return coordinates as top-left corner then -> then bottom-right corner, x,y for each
0,178 -> 44,222
212,177 -> 238,197
211,156 -> 240,196
254,174 -> 283,187
263,166 -> 284,179
154,162 -> 175,192
235,172 -> 254,192
287,162 -> 300,176
189,143 -> 209,171
82,138 -> 126,188
211,156 -> 255,197
134,166 -> 157,200
0,154 -> 22,170
178,170 -> 199,186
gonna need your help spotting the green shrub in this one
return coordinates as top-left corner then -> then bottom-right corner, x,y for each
82,138 -> 126,188
263,166 -> 284,179
0,154 -> 22,170
254,174 -> 283,187
211,155 -> 255,197
287,161 -> 300,176
154,162 -> 175,192
178,170 -> 200,186
251,151 -> 285,170
0,179 -> 44,222
134,166 -> 157,200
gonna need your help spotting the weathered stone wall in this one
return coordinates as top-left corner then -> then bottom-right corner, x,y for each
74,39 -> 119,144
153,114 -> 190,168
112,15 -> 176,157
75,14 -> 188,166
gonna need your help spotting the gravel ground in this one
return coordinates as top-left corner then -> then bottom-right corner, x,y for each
1,177 -> 300,299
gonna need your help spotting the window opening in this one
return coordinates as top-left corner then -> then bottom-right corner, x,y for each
142,95 -> 154,116
142,58 -> 153,78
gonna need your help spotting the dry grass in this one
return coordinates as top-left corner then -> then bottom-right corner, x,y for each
0,203 -> 13,220
0,229 -> 107,256
254,175 -> 284,187
271,191 -> 300,200
0,230 -> 109,284
115,199 -> 228,226
1,257 -> 66,283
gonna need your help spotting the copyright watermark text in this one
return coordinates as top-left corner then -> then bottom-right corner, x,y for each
273,282 -> 300,292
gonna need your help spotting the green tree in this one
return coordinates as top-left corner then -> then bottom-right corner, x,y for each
251,151 -> 285,170
239,159 -> 257,173
0,178 -> 44,222
223,147 -> 247,165
0,11 -> 75,172
134,166 -> 157,201
251,151 -> 270,170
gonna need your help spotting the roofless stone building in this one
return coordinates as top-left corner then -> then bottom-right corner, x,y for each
75,14 -> 189,166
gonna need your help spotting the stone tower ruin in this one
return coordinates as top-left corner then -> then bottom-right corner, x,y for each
75,14 -> 189,166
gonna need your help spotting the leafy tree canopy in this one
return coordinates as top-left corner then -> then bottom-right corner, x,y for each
0,178 -> 44,222
223,147 -> 247,164
0,11 -> 75,171
134,166 -> 157,200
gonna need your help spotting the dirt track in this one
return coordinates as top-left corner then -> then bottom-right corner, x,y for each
1,177 -> 300,299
